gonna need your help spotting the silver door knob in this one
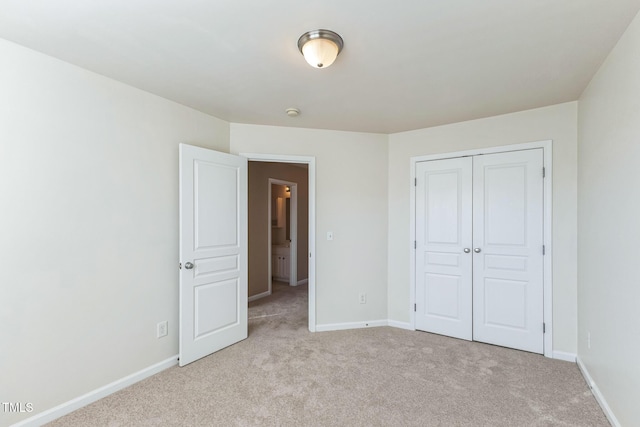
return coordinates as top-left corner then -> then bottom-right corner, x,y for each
184,262 -> 194,269
474,248 -> 482,253
463,248 -> 471,253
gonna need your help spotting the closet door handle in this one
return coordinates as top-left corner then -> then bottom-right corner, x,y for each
474,248 -> 482,253
463,248 -> 471,253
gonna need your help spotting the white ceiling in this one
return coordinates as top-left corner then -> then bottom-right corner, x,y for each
1,1 -> 639,134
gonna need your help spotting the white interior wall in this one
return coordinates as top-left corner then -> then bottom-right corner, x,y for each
0,39 -> 230,426
387,102 -> 579,354
577,10 -> 640,426
230,124 -> 389,327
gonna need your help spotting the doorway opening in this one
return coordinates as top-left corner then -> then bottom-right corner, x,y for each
244,154 -> 316,332
268,179 -> 299,290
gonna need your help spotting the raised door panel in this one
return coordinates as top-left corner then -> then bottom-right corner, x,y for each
282,255 -> 290,280
272,254 -> 279,279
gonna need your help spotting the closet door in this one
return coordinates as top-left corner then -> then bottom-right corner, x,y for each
472,149 -> 544,353
415,157 -> 473,340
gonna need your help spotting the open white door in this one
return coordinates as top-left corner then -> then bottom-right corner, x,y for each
179,144 -> 247,367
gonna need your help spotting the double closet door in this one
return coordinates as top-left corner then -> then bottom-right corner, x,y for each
415,149 -> 544,354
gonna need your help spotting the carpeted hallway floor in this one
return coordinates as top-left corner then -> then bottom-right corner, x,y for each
48,282 -> 608,426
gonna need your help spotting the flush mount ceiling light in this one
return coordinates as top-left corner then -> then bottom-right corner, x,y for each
297,29 -> 344,69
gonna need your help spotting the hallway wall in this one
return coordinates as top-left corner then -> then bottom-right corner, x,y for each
231,124 -> 389,326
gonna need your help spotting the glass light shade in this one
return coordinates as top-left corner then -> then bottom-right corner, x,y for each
298,29 -> 343,69
301,38 -> 339,68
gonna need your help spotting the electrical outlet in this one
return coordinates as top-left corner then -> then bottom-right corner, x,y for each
359,293 -> 366,304
157,321 -> 168,338
587,331 -> 591,349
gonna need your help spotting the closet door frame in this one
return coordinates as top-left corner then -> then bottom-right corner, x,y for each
409,140 -> 553,358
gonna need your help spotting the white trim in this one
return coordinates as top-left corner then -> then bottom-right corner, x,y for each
409,157 -> 417,331
409,140 -> 554,357
241,153 -> 317,332
296,278 -> 309,286
577,357 -> 621,427
387,320 -> 414,330
316,319 -> 414,332
248,290 -> 271,302
316,320 -> 388,332
410,140 -> 552,163
13,356 -> 178,427
552,351 -> 577,362
542,142 -> 553,358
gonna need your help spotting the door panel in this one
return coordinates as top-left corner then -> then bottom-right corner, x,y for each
194,279 -> 238,337
472,149 -> 544,353
179,144 -> 247,367
483,278 -> 527,328
194,162 -> 238,248
415,157 -> 473,340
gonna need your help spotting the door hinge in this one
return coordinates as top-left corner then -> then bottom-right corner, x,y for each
414,177 -> 417,186
179,262 -> 182,270
414,240 -> 417,249
543,245 -> 546,255
542,167 -> 546,178
543,323 -> 546,333
414,303 -> 417,312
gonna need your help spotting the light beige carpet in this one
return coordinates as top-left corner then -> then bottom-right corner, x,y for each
48,282 -> 608,426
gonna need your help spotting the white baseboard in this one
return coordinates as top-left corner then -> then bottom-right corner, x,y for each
315,319 -> 388,332
387,320 -> 413,330
296,278 -> 308,286
248,290 -> 271,302
552,351 -> 576,362
14,355 -> 178,427
576,356 -> 620,427
315,319 -> 414,332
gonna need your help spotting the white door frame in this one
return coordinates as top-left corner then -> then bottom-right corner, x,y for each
241,153 -> 317,333
268,178 -> 298,288
409,140 -> 553,358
